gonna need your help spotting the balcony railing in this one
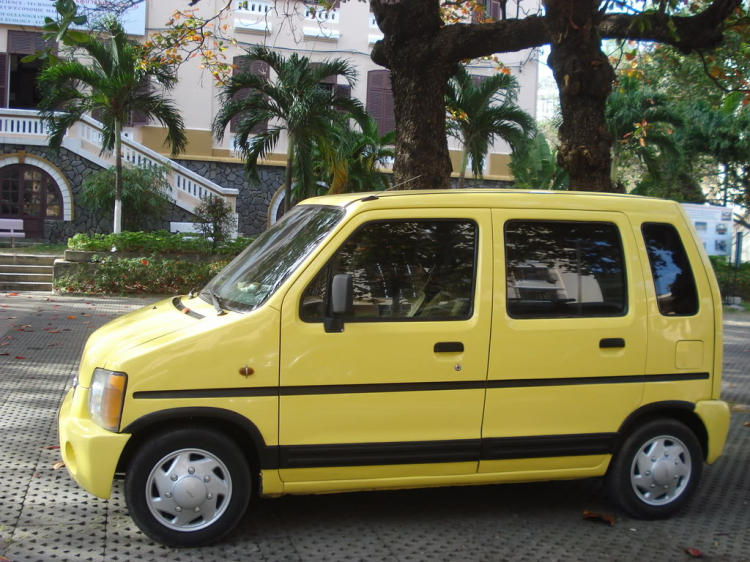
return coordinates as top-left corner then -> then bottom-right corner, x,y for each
304,6 -> 340,23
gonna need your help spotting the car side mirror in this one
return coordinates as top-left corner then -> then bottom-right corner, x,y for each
325,274 -> 353,333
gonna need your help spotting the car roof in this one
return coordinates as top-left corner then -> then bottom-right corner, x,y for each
300,189 -> 680,216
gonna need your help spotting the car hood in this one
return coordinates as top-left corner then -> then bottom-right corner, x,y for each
77,297 -> 199,387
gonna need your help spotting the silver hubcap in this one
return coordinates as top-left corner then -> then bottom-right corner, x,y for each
630,435 -> 691,506
146,448 -> 232,532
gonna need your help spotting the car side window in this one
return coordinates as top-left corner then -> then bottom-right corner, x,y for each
642,223 -> 699,316
301,220 -> 477,321
505,220 -> 627,319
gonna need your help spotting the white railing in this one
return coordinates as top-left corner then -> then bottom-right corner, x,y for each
0,109 -> 50,137
304,6 -> 340,23
0,108 -> 238,216
237,0 -> 273,15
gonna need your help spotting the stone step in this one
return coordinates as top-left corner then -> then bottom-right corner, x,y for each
0,255 -> 58,266
0,272 -> 53,283
0,264 -> 54,275
0,281 -> 53,292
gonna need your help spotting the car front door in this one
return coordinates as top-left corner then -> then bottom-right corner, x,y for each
278,208 -> 492,483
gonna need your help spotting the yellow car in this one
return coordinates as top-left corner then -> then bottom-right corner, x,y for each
58,190 -> 730,547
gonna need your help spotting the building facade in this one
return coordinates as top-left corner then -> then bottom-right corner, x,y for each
0,0 -> 539,241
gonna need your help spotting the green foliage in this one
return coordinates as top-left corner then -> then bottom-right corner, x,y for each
79,163 -> 173,231
510,132 -> 569,190
213,45 -> 366,204
605,75 -> 684,189
55,257 -> 229,295
38,18 -> 186,157
709,255 -> 750,302
192,194 -> 238,251
67,231 -> 252,255
319,113 -> 395,194
446,65 -> 535,187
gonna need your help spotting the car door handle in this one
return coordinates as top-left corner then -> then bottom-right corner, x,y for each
600,338 -> 625,349
434,342 -> 464,353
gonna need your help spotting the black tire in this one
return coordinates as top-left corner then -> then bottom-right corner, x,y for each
606,418 -> 703,520
125,426 -> 252,547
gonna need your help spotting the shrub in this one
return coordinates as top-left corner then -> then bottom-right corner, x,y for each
192,194 -> 238,251
79,163 -> 173,231
55,257 -> 229,295
710,255 -> 750,302
67,231 -> 253,255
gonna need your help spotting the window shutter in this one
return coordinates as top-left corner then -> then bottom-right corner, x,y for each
471,74 -> 489,87
367,70 -> 395,137
129,80 -> 152,126
0,54 -> 7,109
334,84 -> 351,114
230,57 -> 270,134
8,31 -> 53,55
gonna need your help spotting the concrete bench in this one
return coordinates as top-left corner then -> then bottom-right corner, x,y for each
169,222 -> 201,235
0,219 -> 25,247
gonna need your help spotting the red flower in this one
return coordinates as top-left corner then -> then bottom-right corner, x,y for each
141,259 -> 149,265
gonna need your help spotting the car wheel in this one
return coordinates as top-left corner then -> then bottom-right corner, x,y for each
606,418 -> 702,520
125,426 -> 251,547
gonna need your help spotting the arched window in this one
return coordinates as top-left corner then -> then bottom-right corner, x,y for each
0,164 -> 64,238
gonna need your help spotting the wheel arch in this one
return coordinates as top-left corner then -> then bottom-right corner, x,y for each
118,407 -> 278,475
614,401 -> 708,461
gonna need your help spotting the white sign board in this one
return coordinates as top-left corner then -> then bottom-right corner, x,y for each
681,203 -> 733,257
0,0 -> 147,36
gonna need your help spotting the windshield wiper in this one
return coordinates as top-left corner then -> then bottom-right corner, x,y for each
207,290 -> 227,316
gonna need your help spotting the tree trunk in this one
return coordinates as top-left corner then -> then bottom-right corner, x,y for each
283,133 -> 294,213
545,0 -> 618,193
458,147 -> 469,189
113,120 -> 123,234
390,66 -> 454,190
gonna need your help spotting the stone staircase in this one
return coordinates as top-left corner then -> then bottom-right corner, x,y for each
0,255 -> 55,292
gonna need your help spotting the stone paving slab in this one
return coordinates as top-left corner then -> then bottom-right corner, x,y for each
0,293 -> 748,562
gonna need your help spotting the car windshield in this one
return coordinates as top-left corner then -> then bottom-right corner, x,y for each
201,205 -> 345,313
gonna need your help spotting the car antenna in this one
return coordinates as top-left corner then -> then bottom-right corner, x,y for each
386,174 -> 423,191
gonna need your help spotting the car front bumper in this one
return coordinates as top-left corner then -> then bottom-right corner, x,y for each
58,386 -> 130,499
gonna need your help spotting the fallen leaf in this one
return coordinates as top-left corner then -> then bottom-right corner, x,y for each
743,422 -> 750,427
582,510 -> 616,526
730,404 -> 750,413
6,293 -> 18,297
52,461 -> 65,470
0,353 -> 9,356
45,445 -> 60,450
67,316 -> 76,319
684,547 -> 703,558
0,555 -> 11,561
14,356 -> 25,360
83,322 -> 90,325
48,330 -> 59,333
32,472 -> 40,478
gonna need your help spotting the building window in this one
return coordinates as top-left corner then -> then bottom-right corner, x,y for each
505,220 -> 627,319
230,57 -> 271,134
1,32 -> 54,109
0,164 -> 64,238
366,70 -> 395,137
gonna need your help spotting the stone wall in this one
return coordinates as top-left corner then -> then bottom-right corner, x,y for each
0,144 -> 196,243
178,159 -> 285,237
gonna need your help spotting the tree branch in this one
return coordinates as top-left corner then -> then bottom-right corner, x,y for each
432,15 -> 549,63
598,0 -> 742,52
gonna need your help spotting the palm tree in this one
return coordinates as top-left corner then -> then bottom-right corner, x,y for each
445,66 -> 535,189
605,76 -> 683,189
213,46 -> 365,212
38,18 -> 187,234
510,132 -> 569,190
323,113 -> 395,194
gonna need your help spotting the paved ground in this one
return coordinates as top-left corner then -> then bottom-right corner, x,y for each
0,293 -> 748,562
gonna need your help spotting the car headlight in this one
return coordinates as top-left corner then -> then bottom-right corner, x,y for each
89,368 -> 127,432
